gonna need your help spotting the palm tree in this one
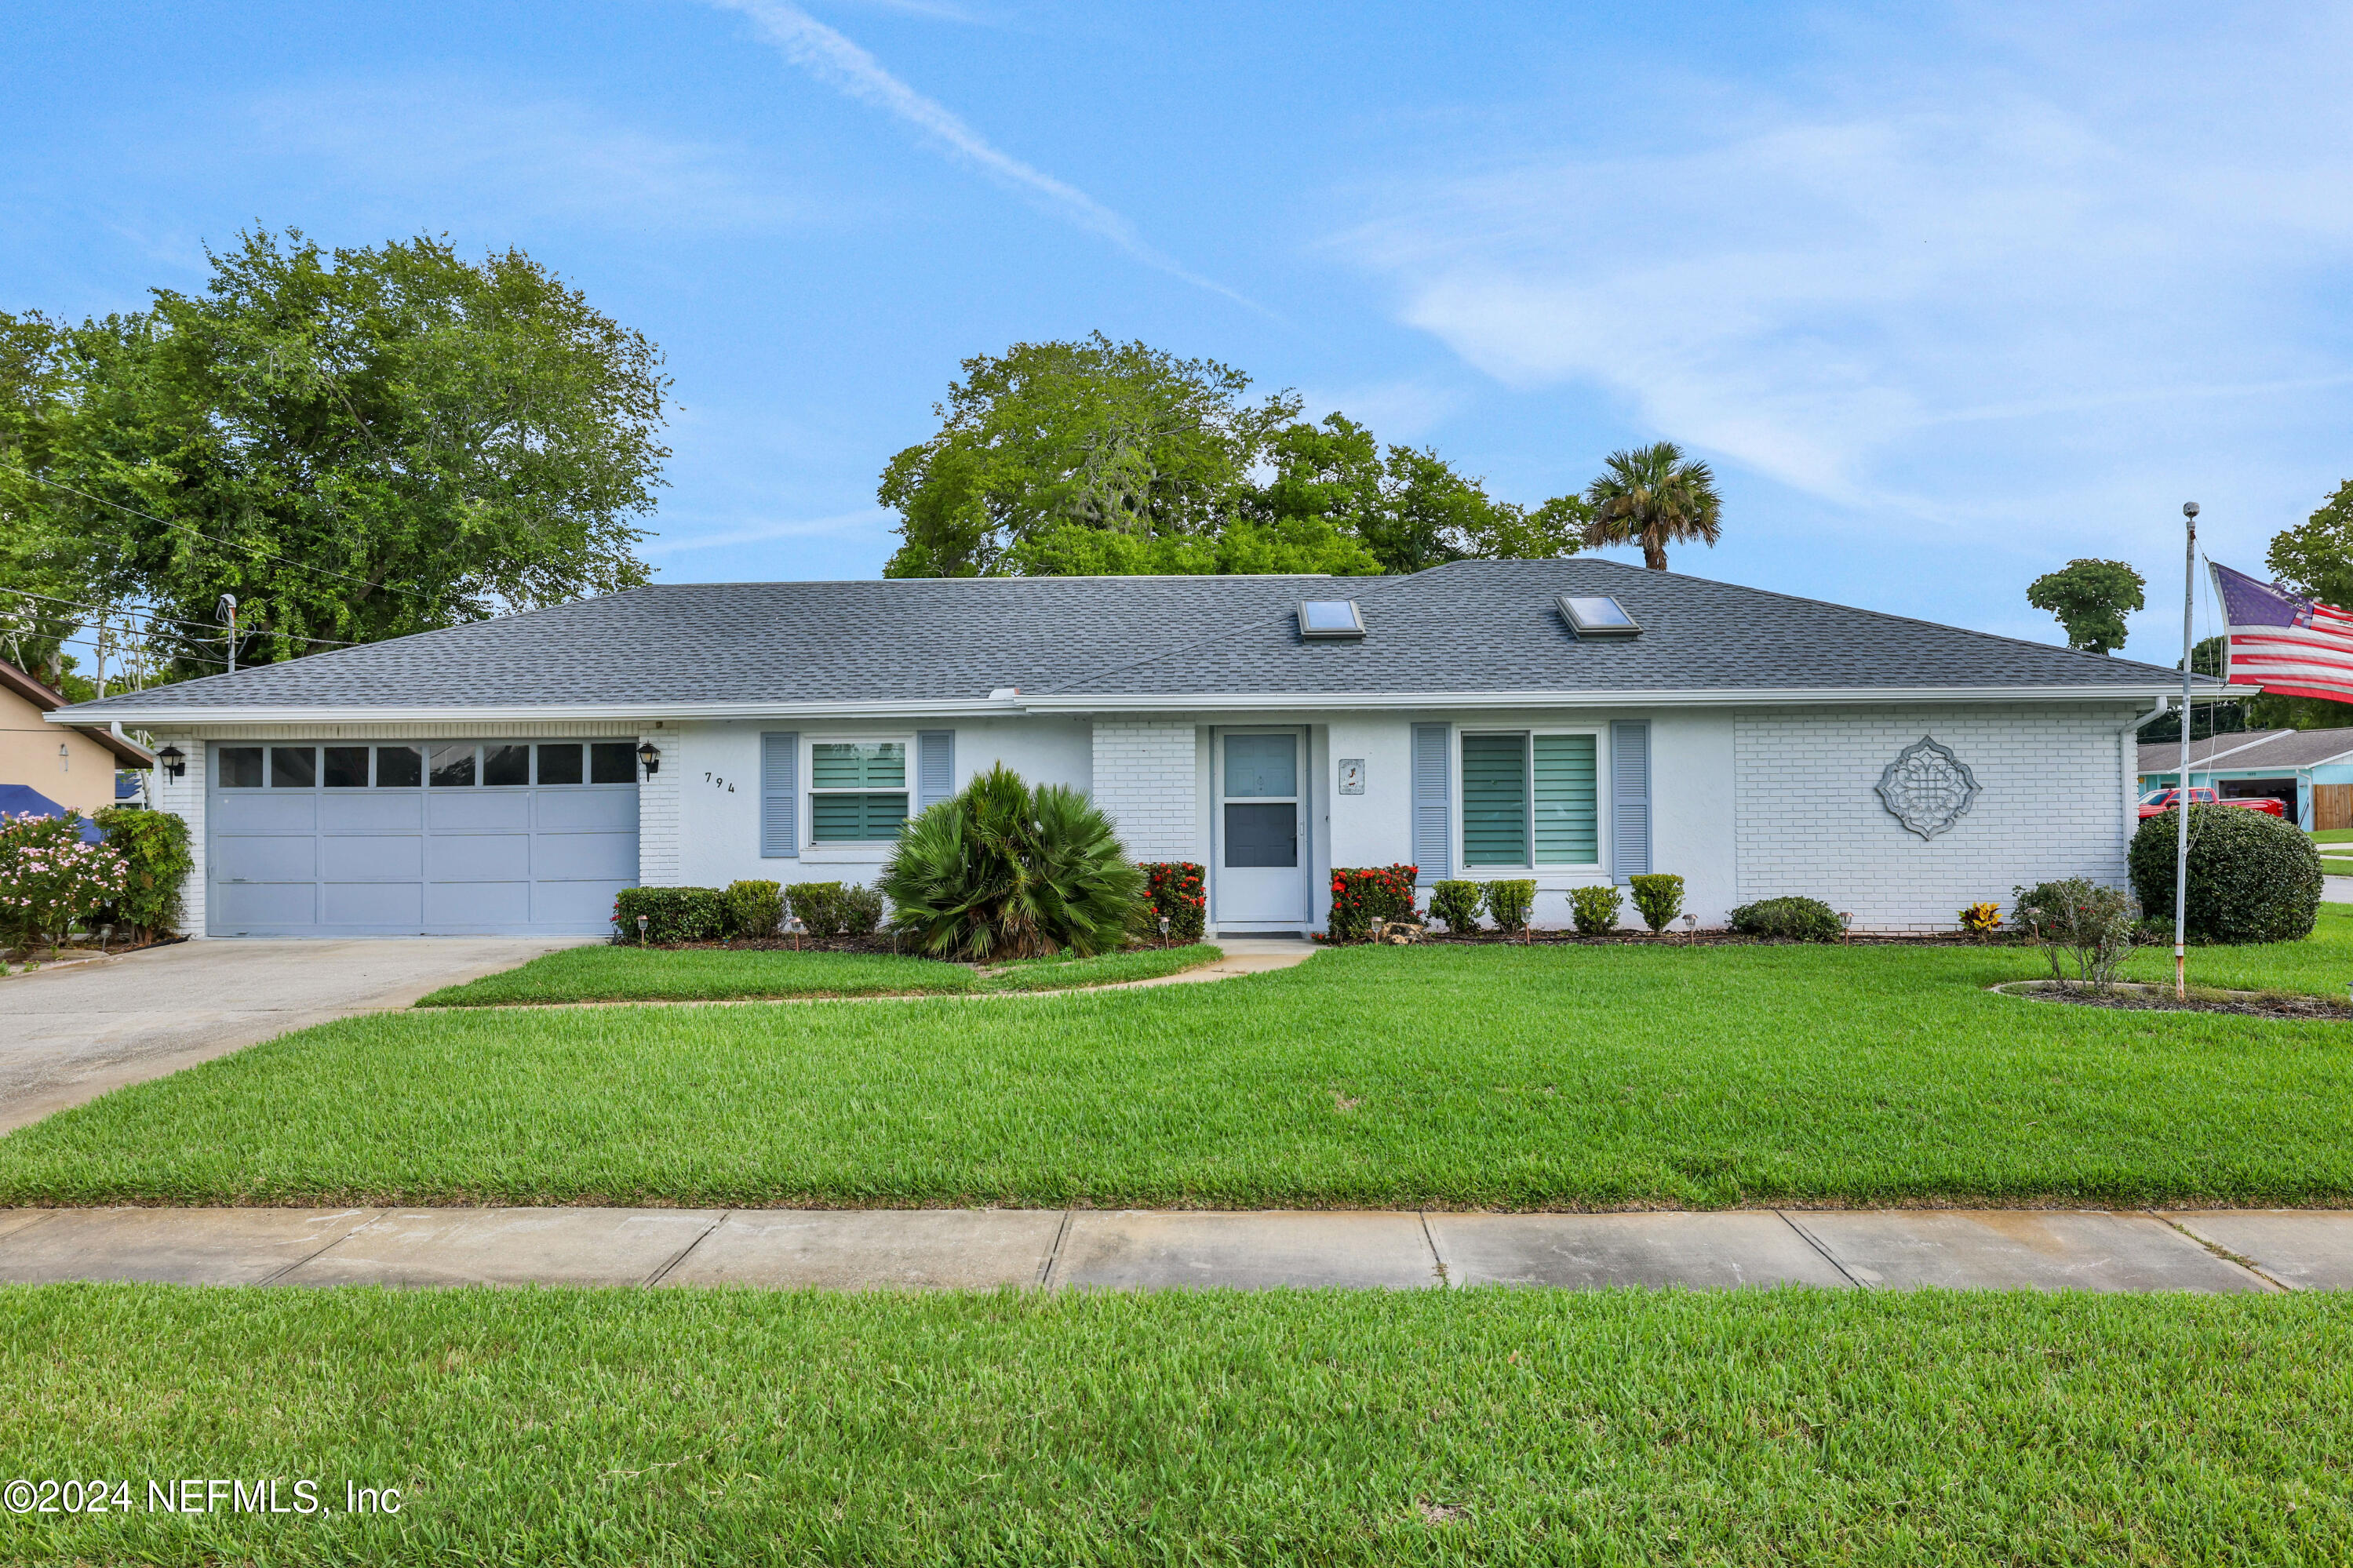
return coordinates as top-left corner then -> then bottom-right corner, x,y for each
1581,442 -> 1722,571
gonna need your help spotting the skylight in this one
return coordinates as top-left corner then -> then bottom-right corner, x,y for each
1299,599 -> 1366,639
1558,595 -> 1641,638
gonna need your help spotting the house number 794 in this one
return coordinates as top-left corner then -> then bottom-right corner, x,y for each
704,772 -> 735,792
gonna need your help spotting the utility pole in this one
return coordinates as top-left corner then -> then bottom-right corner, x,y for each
217,594 -> 239,675
2174,502 -> 2198,1001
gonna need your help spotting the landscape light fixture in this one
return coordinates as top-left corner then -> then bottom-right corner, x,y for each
636,740 -> 660,776
1158,913 -> 1171,949
1838,911 -> 1854,944
155,744 -> 185,780
1681,913 -> 1696,942
635,914 -> 650,944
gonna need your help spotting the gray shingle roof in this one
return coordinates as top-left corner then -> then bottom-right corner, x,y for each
2139,727 -> 2353,775
55,558 -> 2205,720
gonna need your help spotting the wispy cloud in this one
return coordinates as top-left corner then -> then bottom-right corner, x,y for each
645,509 -> 892,555
703,0 -> 1262,310
235,79 -> 807,232
1334,5 -> 2353,556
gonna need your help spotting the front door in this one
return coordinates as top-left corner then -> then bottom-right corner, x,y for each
1215,729 -> 1306,928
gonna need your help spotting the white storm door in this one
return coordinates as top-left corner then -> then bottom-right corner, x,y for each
1215,729 -> 1306,926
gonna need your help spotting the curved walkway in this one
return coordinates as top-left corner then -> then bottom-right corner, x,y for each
436,939 -> 1318,1012
0,1203 -> 2340,1293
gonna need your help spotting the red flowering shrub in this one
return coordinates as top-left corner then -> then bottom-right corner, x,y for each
1139,861 -> 1207,942
1328,864 -> 1417,942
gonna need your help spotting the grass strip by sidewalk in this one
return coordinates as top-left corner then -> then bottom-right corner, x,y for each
413,942 -> 1222,1006
0,1284 -> 2345,1565
6,916 -> 2353,1210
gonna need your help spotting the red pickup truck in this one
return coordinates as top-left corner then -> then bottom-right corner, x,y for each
2136,788 -> 2288,821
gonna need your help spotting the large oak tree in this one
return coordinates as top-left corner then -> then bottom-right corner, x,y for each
9,230 -> 666,678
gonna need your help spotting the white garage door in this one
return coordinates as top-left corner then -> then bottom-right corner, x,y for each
207,740 -> 639,937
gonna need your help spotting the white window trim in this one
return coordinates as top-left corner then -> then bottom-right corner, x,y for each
1459,727 -> 1608,872
803,733 -> 914,853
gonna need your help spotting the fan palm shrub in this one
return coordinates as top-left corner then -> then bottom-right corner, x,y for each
881,765 -> 1146,960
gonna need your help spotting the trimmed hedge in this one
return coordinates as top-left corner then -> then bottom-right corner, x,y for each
1139,862 -> 1207,942
94,805 -> 192,939
1481,879 -> 1537,934
724,880 -> 783,940
2128,806 -> 2320,944
1569,883 -> 1623,935
1628,873 -> 1685,933
785,882 -> 886,938
1427,879 -> 1482,934
613,887 -> 727,944
1729,896 -> 1843,942
1328,864 -> 1418,942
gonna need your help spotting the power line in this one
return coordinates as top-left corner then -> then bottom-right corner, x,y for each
4,466 -> 425,598
0,584 -> 361,647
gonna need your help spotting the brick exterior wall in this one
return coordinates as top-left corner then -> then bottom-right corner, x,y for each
1733,703 -> 2139,931
637,732 -> 682,886
148,734 -> 206,937
1089,718 -> 1203,862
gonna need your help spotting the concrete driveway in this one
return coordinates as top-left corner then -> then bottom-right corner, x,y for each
0,937 -> 585,1133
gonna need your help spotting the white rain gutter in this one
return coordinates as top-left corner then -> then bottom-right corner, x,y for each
50,681 -> 2253,729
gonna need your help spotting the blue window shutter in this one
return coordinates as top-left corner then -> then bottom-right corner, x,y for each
1411,722 -> 1451,883
760,732 -> 798,858
916,729 -> 955,811
1611,720 -> 1651,882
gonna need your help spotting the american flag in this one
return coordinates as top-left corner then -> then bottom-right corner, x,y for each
2211,562 -> 2353,704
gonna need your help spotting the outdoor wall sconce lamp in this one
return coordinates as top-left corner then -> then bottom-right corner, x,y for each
636,740 -> 660,776
156,745 -> 185,780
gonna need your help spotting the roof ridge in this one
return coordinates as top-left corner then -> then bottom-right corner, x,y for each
1025,566 -> 1446,696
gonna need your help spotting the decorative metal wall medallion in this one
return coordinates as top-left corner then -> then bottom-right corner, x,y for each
1876,737 -> 1980,839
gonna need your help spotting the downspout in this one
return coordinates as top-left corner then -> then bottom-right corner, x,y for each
2120,697 -> 2170,860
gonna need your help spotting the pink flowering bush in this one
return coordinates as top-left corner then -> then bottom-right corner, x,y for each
0,811 -> 131,954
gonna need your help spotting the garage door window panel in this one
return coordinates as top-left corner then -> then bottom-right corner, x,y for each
430,744 -> 476,788
218,747 -> 264,789
323,747 -> 370,788
271,748 -> 316,788
537,744 -> 584,786
483,743 -> 531,788
376,746 -> 423,788
810,740 -> 909,843
590,743 -> 637,784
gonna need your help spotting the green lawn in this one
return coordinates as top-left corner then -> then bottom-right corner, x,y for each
413,942 -> 1222,1006
0,1284 -> 2345,1564
5,915 -> 2351,1210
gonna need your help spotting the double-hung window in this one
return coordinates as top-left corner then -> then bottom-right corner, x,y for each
1460,731 -> 1601,868
809,740 -> 909,843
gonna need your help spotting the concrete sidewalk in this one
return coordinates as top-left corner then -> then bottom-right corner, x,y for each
0,1205 -> 2341,1293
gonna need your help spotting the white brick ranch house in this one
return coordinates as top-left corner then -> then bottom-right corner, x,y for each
50,559 -> 2213,937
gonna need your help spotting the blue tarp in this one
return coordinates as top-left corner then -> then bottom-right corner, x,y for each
0,784 -> 104,843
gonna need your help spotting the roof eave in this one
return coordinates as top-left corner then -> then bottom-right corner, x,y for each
43,696 -> 1035,728
1018,682 -> 2234,712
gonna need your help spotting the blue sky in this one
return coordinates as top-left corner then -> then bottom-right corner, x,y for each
9,1 -> 2351,658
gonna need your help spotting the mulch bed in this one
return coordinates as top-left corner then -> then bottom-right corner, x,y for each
617,933 -> 943,958
1350,930 -> 2031,949
1998,980 -> 2353,1020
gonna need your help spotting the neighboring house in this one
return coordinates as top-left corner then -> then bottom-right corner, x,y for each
49,559 -> 2224,938
1,657 -> 155,817
2138,728 -> 2353,830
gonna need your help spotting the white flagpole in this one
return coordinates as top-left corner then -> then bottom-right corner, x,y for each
2175,502 -> 2198,1001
